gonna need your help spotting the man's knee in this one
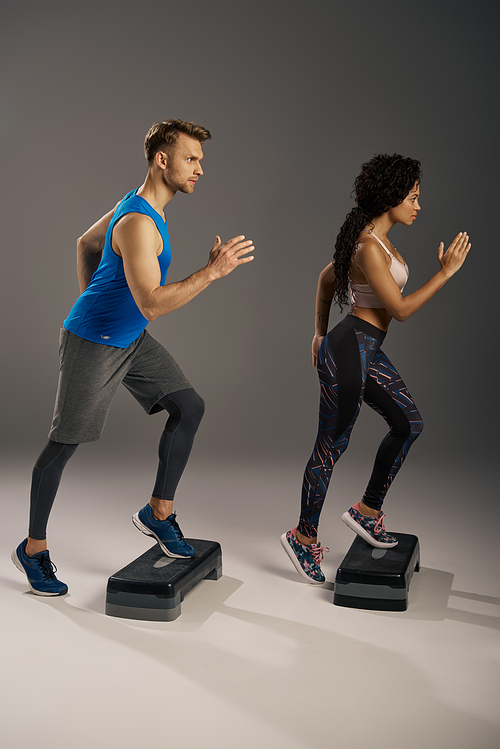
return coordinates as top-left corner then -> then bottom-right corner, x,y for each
181,389 -> 205,429
161,389 -> 205,433
34,440 -> 78,471
192,390 -> 205,417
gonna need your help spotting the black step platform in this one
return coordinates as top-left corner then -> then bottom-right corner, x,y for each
334,533 -> 420,611
106,539 -> 222,621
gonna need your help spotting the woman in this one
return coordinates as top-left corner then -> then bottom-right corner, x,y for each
281,154 -> 470,584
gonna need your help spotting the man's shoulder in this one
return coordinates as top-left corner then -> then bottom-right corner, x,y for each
113,191 -> 156,227
114,210 -> 158,233
112,210 -> 162,258
111,191 -> 165,254
115,190 -> 145,216
114,192 -> 164,225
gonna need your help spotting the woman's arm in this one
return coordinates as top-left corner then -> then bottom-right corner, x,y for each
356,232 -> 470,322
312,262 -> 336,367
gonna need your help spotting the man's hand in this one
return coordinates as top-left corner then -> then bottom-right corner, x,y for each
205,235 -> 255,281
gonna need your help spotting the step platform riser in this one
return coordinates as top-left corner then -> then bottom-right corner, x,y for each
106,539 -> 222,621
334,533 -> 420,611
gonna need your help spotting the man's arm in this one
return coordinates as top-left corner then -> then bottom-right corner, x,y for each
113,213 -> 254,321
77,205 -> 118,293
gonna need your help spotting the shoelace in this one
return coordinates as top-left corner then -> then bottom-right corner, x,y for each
310,544 -> 330,563
37,554 -> 58,581
169,513 -> 184,540
372,512 -> 387,537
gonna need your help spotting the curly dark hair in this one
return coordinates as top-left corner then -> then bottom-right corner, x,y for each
332,153 -> 421,310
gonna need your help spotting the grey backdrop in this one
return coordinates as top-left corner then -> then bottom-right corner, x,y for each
1,0 -> 497,473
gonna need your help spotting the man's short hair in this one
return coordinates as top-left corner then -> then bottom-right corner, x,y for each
144,119 -> 212,163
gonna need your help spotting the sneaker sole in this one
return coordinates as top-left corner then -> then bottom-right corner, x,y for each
341,512 -> 398,548
132,513 -> 195,558
11,549 -> 68,597
280,533 -> 325,584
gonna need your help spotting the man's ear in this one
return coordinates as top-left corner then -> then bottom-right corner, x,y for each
155,150 -> 168,170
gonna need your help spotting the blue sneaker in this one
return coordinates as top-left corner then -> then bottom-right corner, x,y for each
341,503 -> 398,548
132,505 -> 195,558
280,527 -> 329,584
11,540 -> 68,596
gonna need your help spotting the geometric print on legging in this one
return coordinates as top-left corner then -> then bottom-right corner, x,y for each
362,347 -> 423,508
298,327 -> 422,537
298,329 -> 381,537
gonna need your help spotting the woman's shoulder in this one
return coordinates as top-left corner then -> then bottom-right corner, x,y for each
355,231 -> 381,254
353,233 -> 392,272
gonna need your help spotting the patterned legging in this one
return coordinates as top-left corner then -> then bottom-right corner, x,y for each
298,315 -> 423,538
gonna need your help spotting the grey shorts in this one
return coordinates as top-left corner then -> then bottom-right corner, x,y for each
49,328 -> 192,443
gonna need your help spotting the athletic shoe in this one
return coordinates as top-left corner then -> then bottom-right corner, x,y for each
11,539 -> 68,596
280,527 -> 329,584
341,503 -> 398,548
132,504 -> 195,558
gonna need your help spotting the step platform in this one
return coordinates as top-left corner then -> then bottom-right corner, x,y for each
333,533 -> 420,611
105,539 -> 222,621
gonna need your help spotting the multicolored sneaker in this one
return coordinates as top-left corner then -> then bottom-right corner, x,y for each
341,503 -> 398,548
11,539 -> 68,596
280,527 -> 329,584
132,505 -> 195,558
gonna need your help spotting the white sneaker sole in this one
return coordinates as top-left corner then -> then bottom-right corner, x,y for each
280,532 -> 325,584
132,513 -> 194,559
11,549 -> 67,596
341,512 -> 398,549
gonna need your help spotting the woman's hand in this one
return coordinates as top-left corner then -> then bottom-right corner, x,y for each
438,232 -> 471,278
312,335 -> 325,368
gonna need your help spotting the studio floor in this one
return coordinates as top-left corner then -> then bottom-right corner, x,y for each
1,455 -> 498,749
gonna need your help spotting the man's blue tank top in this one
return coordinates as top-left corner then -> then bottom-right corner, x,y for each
64,190 -> 171,348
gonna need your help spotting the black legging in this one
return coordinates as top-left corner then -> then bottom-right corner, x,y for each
28,388 -> 204,540
298,315 -> 423,539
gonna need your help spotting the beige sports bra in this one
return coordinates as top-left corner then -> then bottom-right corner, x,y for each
350,231 -> 409,309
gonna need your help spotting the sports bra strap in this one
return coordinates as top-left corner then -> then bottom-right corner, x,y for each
367,231 -> 394,259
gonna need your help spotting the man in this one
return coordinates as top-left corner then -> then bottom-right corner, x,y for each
12,119 -> 254,596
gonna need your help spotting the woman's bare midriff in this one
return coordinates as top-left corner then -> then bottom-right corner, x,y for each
350,306 -> 392,332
